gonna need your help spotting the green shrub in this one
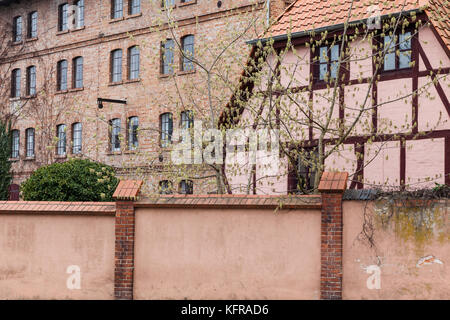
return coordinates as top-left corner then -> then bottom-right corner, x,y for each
21,159 -> 119,202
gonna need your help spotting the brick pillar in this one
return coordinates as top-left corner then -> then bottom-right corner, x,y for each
318,172 -> 348,300
114,201 -> 135,299
112,180 -> 143,300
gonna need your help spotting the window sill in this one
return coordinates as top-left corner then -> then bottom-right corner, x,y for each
11,40 -> 23,46
178,69 -> 196,76
161,5 -> 177,11
108,81 -> 123,86
179,0 -> 197,8
125,78 -> 141,84
69,87 -> 84,92
107,151 -> 122,156
56,29 -> 69,36
25,37 -> 38,42
23,157 -> 35,161
8,157 -> 19,162
159,73 -> 173,79
109,16 -> 125,24
126,12 -> 142,19
71,26 -> 85,32
124,150 -> 138,154
9,97 -> 21,101
55,154 -> 67,159
55,89 -> 69,95
23,94 -> 37,99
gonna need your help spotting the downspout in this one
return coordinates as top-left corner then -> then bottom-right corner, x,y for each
266,0 -> 270,26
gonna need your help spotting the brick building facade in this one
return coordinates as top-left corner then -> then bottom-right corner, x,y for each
0,0 -> 292,195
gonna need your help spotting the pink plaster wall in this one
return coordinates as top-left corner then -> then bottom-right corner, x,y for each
343,200 -> 450,299
133,207 -> 321,299
0,214 -> 115,300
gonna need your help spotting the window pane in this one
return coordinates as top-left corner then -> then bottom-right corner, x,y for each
330,44 -> 339,61
76,0 -> 84,28
128,117 -> 138,150
14,16 -> 22,42
72,122 -> 82,154
129,47 -> 140,80
399,32 -> 411,50
11,130 -> 20,158
384,52 -> 395,71
12,69 -> 21,97
26,128 -> 34,157
58,60 -> 68,90
113,0 -> 123,18
162,40 -> 174,74
74,57 -> 83,88
130,0 -> 140,14
27,66 -> 36,95
319,63 -> 327,80
179,180 -> 193,194
399,51 -> 411,69
29,12 -> 37,38
57,124 -> 67,155
182,35 -> 195,71
159,180 -> 172,194
160,113 -> 173,147
112,50 -> 122,82
59,4 -> 68,31
111,119 -> 121,151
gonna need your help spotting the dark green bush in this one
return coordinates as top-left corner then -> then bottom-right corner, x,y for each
21,159 -> 119,201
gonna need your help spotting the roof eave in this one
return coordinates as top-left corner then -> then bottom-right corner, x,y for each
247,8 -> 423,46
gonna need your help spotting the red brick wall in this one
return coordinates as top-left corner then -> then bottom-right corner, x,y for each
320,193 -> 343,300
114,200 -> 135,300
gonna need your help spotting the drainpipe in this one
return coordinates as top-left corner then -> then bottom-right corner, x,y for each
266,0 -> 270,26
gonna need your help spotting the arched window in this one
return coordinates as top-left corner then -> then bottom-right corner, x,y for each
11,130 -> 20,158
11,69 -> 21,98
13,16 -> 22,42
73,56 -> 83,88
127,116 -> 139,150
111,49 -> 123,82
72,122 -> 82,154
128,46 -> 140,80
58,3 -> 68,31
57,124 -> 67,155
27,11 -> 37,38
26,66 -> 36,96
159,180 -> 172,194
160,113 -> 173,147
161,39 -> 174,75
75,0 -> 84,28
57,60 -> 68,91
25,128 -> 35,158
179,180 -> 193,194
111,0 -> 123,19
181,35 -> 194,71
129,0 -> 140,15
110,118 -> 121,152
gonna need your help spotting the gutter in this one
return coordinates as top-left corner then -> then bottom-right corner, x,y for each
247,8 -> 422,46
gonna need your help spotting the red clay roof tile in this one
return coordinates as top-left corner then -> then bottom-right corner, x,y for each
266,0 -> 449,50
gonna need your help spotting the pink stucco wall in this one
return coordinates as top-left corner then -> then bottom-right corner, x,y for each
343,200 -> 450,299
0,214 -> 115,300
133,207 -> 321,299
